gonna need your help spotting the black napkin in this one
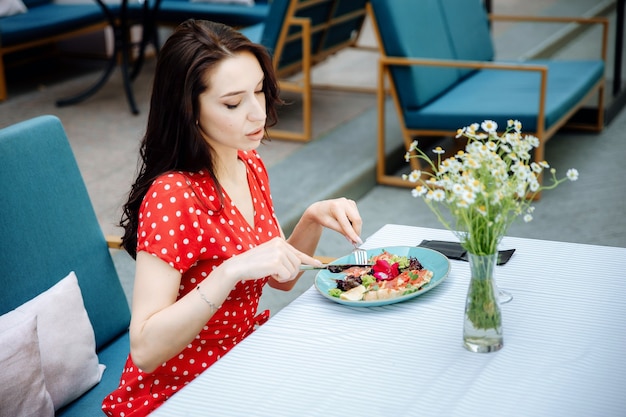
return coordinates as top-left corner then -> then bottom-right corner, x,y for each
417,240 -> 515,265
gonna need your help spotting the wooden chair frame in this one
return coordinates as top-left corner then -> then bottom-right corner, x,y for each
0,22 -> 109,101
368,3 -> 608,187
269,0 -> 375,142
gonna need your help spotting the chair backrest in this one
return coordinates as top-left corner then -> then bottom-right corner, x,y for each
259,0 -> 368,76
316,0 -> 369,60
22,0 -> 51,7
0,115 -> 130,350
370,0 -> 494,108
439,0 -> 494,77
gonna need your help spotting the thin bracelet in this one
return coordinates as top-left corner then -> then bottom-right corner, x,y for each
196,285 -> 219,314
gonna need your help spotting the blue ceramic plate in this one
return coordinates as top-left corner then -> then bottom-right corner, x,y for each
314,246 -> 450,307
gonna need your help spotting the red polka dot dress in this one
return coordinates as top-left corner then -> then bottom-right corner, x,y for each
102,150 -> 279,417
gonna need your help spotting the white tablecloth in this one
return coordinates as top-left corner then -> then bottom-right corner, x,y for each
151,225 -> 626,417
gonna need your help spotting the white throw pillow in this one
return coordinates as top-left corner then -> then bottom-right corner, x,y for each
190,0 -> 254,6
16,271 -> 106,410
0,0 -> 27,16
0,311 -> 55,417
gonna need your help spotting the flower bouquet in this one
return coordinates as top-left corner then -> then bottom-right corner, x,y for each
403,120 -> 578,352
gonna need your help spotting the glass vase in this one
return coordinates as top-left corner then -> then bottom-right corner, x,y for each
463,252 -> 503,353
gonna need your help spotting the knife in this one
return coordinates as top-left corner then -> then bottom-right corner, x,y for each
300,264 -> 373,273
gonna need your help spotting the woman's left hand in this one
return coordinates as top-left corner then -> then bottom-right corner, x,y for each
305,198 -> 363,246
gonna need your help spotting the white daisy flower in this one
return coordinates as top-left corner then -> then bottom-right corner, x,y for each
481,120 -> 498,133
431,189 -> 446,202
412,185 -> 427,197
525,135 -> 540,148
566,168 -> 579,181
408,170 -> 421,183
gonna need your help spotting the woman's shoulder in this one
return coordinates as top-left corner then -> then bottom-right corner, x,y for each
150,170 -> 214,189
146,170 -> 220,210
239,149 -> 268,176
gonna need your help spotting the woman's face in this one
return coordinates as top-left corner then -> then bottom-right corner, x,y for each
197,51 -> 267,155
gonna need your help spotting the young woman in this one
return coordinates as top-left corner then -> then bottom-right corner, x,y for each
102,19 -> 362,416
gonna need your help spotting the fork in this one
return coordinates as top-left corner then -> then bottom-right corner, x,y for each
299,247 -> 370,273
353,246 -> 368,265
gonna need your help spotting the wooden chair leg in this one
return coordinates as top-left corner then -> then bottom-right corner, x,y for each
268,80 -> 312,142
268,16 -> 313,142
0,55 -> 7,101
597,83 -> 605,131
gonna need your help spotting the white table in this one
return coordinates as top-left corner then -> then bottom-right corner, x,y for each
151,225 -> 626,417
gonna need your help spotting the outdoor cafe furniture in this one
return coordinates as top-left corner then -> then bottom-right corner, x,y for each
368,0 -> 607,187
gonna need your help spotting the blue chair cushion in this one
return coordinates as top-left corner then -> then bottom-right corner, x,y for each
371,0 -> 461,109
247,0 -> 288,55
240,21 -> 264,43
22,0 -> 51,8
56,333 -> 130,416
403,59 -> 605,132
156,0 -> 269,27
243,0 -> 367,72
0,115 -> 130,349
320,0 -> 368,53
439,0 -> 495,78
0,4 -> 105,46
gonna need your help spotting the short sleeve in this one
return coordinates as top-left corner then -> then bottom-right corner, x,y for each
137,172 -> 219,273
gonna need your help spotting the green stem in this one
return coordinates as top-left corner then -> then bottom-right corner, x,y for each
465,253 -> 502,331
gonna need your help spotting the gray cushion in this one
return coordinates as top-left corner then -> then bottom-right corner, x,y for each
16,272 -> 104,410
0,312 -> 55,417
56,333 -> 130,417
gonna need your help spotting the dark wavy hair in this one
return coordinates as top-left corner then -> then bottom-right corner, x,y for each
120,19 -> 282,258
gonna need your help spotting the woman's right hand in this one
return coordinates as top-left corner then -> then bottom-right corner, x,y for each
220,237 -> 322,284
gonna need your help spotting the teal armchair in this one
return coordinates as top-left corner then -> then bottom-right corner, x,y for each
368,0 -> 607,188
0,115 -> 130,415
241,0 -> 371,141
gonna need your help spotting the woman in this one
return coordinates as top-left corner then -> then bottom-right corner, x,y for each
102,19 -> 362,416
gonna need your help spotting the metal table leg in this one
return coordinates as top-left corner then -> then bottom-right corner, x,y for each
56,0 -> 142,114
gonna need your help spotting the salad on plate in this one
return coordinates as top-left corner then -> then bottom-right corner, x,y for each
328,250 -> 434,302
